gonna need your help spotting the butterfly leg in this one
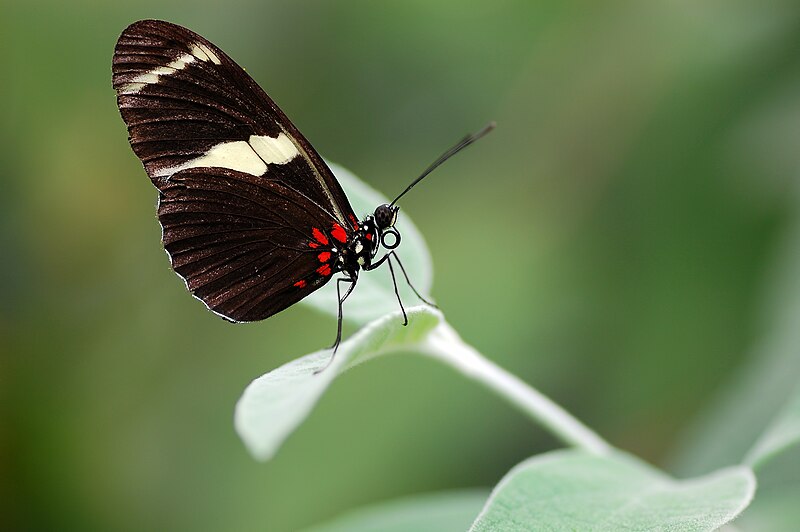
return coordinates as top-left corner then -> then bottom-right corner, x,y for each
391,252 -> 438,309
367,251 -> 437,313
386,254 -> 408,326
331,276 -> 357,352
316,277 -> 357,375
365,252 -> 409,326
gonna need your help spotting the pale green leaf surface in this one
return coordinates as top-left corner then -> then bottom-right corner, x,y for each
302,490 -> 489,532
470,449 -> 755,532
744,385 -> 800,469
235,306 -> 441,460
302,162 -> 434,326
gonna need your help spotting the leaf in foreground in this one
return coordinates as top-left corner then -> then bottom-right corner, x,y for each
303,490 -> 489,532
470,449 -> 755,532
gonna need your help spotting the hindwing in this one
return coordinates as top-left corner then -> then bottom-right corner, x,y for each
157,167 -> 347,321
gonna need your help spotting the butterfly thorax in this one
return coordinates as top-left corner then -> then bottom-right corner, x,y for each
339,203 -> 401,278
338,216 -> 381,278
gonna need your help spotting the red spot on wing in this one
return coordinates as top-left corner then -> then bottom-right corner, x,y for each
293,279 -> 307,288
309,242 -> 320,249
316,264 -> 332,276
331,223 -> 347,243
348,214 -> 359,231
312,227 -> 329,245
318,251 -> 331,263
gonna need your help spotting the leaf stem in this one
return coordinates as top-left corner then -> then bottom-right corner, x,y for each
420,320 -> 612,455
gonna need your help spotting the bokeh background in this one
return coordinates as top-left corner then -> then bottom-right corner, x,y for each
4,1 -> 800,530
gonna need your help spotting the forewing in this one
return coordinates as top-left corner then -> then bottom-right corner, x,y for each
112,19 -> 355,226
157,167 -> 343,322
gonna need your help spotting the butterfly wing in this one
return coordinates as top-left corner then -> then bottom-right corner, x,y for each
158,167 -> 344,322
113,20 -> 360,320
112,19 -> 356,228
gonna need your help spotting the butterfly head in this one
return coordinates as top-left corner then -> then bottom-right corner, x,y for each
373,203 -> 399,230
370,203 -> 400,251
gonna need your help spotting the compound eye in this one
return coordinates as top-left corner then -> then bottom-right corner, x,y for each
380,227 -> 401,249
374,204 -> 398,229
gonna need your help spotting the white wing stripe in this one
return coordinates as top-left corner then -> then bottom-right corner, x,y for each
249,133 -> 298,165
121,53 -> 196,93
154,133 -> 300,178
190,44 -> 210,62
192,43 -> 221,64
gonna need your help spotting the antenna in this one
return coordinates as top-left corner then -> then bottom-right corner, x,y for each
390,122 -> 496,207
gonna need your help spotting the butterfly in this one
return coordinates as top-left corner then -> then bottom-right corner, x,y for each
112,20 -> 492,353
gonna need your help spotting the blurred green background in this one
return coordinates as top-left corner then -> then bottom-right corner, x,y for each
4,1 -> 800,530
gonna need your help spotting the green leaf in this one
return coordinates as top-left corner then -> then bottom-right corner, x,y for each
235,306 -> 441,460
302,490 -> 489,532
302,162 -> 434,326
236,308 -> 611,461
470,450 -> 755,532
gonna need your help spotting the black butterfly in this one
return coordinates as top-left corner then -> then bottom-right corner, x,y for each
112,20 -> 492,353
